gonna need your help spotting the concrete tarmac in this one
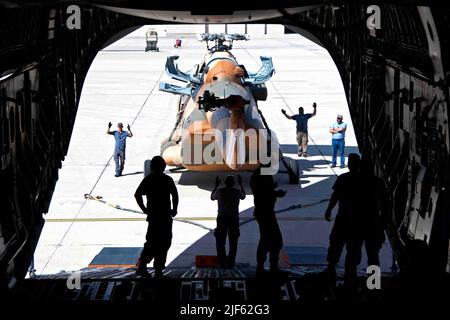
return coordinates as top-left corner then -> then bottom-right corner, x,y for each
33,26 -> 392,275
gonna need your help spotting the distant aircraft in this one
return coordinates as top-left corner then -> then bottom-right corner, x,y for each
156,33 -> 298,181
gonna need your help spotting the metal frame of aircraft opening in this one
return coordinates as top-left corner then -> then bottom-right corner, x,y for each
0,1 -> 449,308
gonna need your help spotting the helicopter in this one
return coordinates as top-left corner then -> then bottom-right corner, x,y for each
155,33 -> 299,182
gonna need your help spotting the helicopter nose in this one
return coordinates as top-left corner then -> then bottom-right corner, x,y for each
226,106 -> 246,169
224,125 -> 246,170
210,105 -> 246,170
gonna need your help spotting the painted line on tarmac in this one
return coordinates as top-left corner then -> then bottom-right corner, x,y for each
44,216 -> 326,223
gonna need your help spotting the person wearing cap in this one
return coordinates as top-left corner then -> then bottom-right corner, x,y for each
281,103 -> 317,157
134,156 -> 178,278
211,175 -> 246,268
106,122 -> 133,177
329,114 -> 347,168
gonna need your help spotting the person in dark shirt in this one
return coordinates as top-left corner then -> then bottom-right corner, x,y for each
106,122 -> 133,177
211,175 -> 246,268
324,153 -> 365,286
360,156 -> 387,268
281,103 -> 317,157
134,156 -> 178,278
250,166 -> 287,276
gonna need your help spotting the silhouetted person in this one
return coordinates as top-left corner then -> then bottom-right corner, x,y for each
211,175 -> 246,268
250,166 -> 287,276
107,122 -> 133,177
281,103 -> 317,157
324,153 -> 364,286
135,156 -> 178,278
329,114 -> 347,167
360,157 -> 387,267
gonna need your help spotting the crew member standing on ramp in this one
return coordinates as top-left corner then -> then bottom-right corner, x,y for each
324,153 -> 364,288
281,103 -> 317,157
211,175 -> 246,268
135,156 -> 178,278
250,166 -> 287,276
107,122 -> 133,177
360,156 -> 387,268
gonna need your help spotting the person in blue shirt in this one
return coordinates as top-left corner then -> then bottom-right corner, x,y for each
281,103 -> 317,157
329,114 -> 347,168
107,122 -> 133,177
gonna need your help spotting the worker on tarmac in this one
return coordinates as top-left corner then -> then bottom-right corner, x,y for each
106,122 -> 133,177
324,153 -> 365,288
250,165 -> 287,276
211,175 -> 246,268
329,114 -> 347,168
359,156 -> 387,268
281,103 -> 317,157
134,156 -> 178,278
